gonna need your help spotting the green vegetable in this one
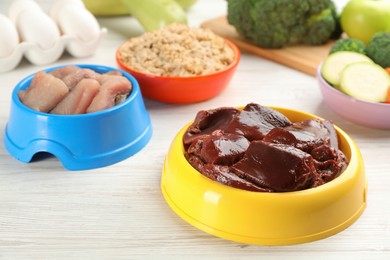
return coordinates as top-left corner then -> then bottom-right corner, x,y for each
175,0 -> 198,9
226,0 -> 340,49
340,62 -> 390,102
329,38 -> 366,55
341,0 -> 390,45
83,0 -> 129,16
321,51 -> 373,87
82,0 -> 193,31
366,32 -> 390,68
83,0 -> 196,16
120,0 -> 187,32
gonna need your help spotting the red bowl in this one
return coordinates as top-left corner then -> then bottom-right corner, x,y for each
116,38 -> 240,104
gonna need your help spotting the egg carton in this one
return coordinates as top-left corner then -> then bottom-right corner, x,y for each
0,0 -> 107,73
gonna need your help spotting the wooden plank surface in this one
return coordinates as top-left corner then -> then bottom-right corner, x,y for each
201,16 -> 334,76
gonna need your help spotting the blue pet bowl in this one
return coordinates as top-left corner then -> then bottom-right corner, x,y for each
4,64 -> 153,170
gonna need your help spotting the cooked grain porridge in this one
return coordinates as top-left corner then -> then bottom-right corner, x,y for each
118,23 -> 236,77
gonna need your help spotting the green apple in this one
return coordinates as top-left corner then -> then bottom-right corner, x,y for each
341,0 -> 390,44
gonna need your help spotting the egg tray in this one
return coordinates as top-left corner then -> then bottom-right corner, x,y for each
0,29 -> 107,73
0,0 -> 107,73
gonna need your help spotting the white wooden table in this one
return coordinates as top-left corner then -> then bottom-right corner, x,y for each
0,0 -> 389,259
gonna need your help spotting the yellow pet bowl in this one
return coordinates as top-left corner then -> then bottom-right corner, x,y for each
161,107 -> 367,246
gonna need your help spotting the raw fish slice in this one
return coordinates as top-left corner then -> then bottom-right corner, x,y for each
18,71 -> 69,112
50,78 -> 100,115
87,75 -> 132,113
61,68 -> 98,89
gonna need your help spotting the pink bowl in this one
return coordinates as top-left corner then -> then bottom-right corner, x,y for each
317,64 -> 390,129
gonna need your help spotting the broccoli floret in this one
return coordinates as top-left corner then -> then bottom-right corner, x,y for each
227,0 -> 339,49
329,38 -> 366,55
305,8 -> 336,45
366,32 -> 390,68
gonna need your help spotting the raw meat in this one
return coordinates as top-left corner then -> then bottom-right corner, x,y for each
183,107 -> 240,146
263,119 -> 339,152
61,68 -> 98,89
224,103 -> 292,141
18,71 -> 69,113
183,104 -> 349,192
19,66 -> 133,114
86,74 -> 132,113
49,65 -> 79,79
186,130 -> 250,165
50,78 -> 100,115
231,141 -> 318,192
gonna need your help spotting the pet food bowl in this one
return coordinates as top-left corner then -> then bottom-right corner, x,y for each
161,107 -> 367,245
116,39 -> 240,104
4,64 -> 153,170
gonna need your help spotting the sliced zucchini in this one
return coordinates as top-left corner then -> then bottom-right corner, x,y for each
340,62 -> 390,102
321,51 -> 373,87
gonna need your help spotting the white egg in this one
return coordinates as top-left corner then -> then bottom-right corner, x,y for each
50,0 -> 100,42
0,14 -> 20,58
9,0 -> 60,50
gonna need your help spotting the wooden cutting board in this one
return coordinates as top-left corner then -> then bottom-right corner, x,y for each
201,16 -> 334,76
